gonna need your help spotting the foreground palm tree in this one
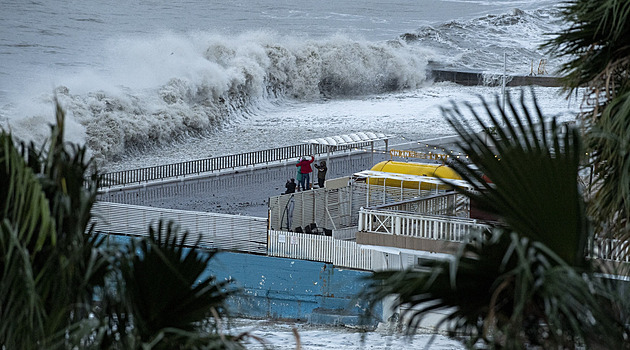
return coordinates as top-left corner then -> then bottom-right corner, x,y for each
0,103 -> 246,349
0,103 -> 107,349
360,93 -> 629,349
543,0 -> 630,252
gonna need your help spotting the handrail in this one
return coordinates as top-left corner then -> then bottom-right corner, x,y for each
99,141 -> 373,188
359,207 -> 630,264
358,207 -> 489,241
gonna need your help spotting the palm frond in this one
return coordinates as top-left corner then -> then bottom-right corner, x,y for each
442,90 -> 589,266
0,132 -> 56,252
117,220 -> 237,348
0,220 -> 46,349
359,92 -> 630,348
0,103 -> 108,349
543,0 -> 630,94
362,229 -> 627,348
542,0 -> 630,254
2,101 -> 245,349
587,89 -> 630,242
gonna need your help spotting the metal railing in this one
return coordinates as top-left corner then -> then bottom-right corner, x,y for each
99,142 -> 373,188
358,208 -> 489,241
268,182 -> 454,235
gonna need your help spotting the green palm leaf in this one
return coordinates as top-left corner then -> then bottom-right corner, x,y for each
117,220 -> 240,349
442,91 -> 588,266
359,93 -> 630,348
0,132 -> 55,252
1,103 -> 108,349
362,230 -> 625,348
2,101 -> 246,349
543,0 -> 630,92
543,0 -> 630,254
587,90 -> 630,242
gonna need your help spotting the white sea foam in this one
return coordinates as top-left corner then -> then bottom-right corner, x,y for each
227,318 -> 466,350
3,32 -> 431,163
406,7 -> 566,74
104,84 -> 582,172
0,1 -> 575,172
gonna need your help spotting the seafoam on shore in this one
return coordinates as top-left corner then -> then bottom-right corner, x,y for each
227,318 -> 466,350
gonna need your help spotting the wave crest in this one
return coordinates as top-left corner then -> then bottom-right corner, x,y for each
17,32 -> 430,163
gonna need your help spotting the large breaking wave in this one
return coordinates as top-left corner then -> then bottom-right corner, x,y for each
6,32 -> 430,163
2,6 -> 565,165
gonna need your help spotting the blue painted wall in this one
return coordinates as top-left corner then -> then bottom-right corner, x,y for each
206,252 -> 381,325
103,234 -> 382,326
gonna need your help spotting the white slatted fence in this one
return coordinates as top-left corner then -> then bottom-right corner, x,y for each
268,230 -> 373,270
91,202 -> 268,254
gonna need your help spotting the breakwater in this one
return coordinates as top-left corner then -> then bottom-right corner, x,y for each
429,69 -> 561,87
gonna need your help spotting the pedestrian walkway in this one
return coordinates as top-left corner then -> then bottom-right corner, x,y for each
97,134 -> 463,217
99,151 -> 390,217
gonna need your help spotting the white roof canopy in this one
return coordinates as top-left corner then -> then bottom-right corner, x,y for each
353,170 -> 474,190
303,132 -> 390,147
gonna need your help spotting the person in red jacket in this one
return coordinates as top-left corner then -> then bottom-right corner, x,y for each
296,155 -> 315,190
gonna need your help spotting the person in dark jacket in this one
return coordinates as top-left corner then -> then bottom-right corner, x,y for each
313,160 -> 327,188
296,155 -> 315,190
284,178 -> 297,194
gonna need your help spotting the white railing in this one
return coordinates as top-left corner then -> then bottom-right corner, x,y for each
589,238 -> 630,263
359,207 -> 630,265
358,208 -> 489,242
91,202 -> 268,254
267,230 -> 373,271
99,142 -> 374,188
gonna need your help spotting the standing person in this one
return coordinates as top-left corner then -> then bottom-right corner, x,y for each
313,160 -> 327,188
296,155 -> 315,190
295,161 -> 304,191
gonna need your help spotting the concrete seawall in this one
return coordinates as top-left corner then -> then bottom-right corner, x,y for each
104,234 -> 382,327
429,69 -> 562,87
206,251 -> 381,326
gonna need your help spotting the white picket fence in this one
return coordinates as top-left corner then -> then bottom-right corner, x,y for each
91,202 -> 630,271
91,202 -> 268,254
358,208 -> 489,241
267,230 -> 374,270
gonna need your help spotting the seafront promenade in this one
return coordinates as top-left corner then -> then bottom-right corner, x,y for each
97,134 -> 462,217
